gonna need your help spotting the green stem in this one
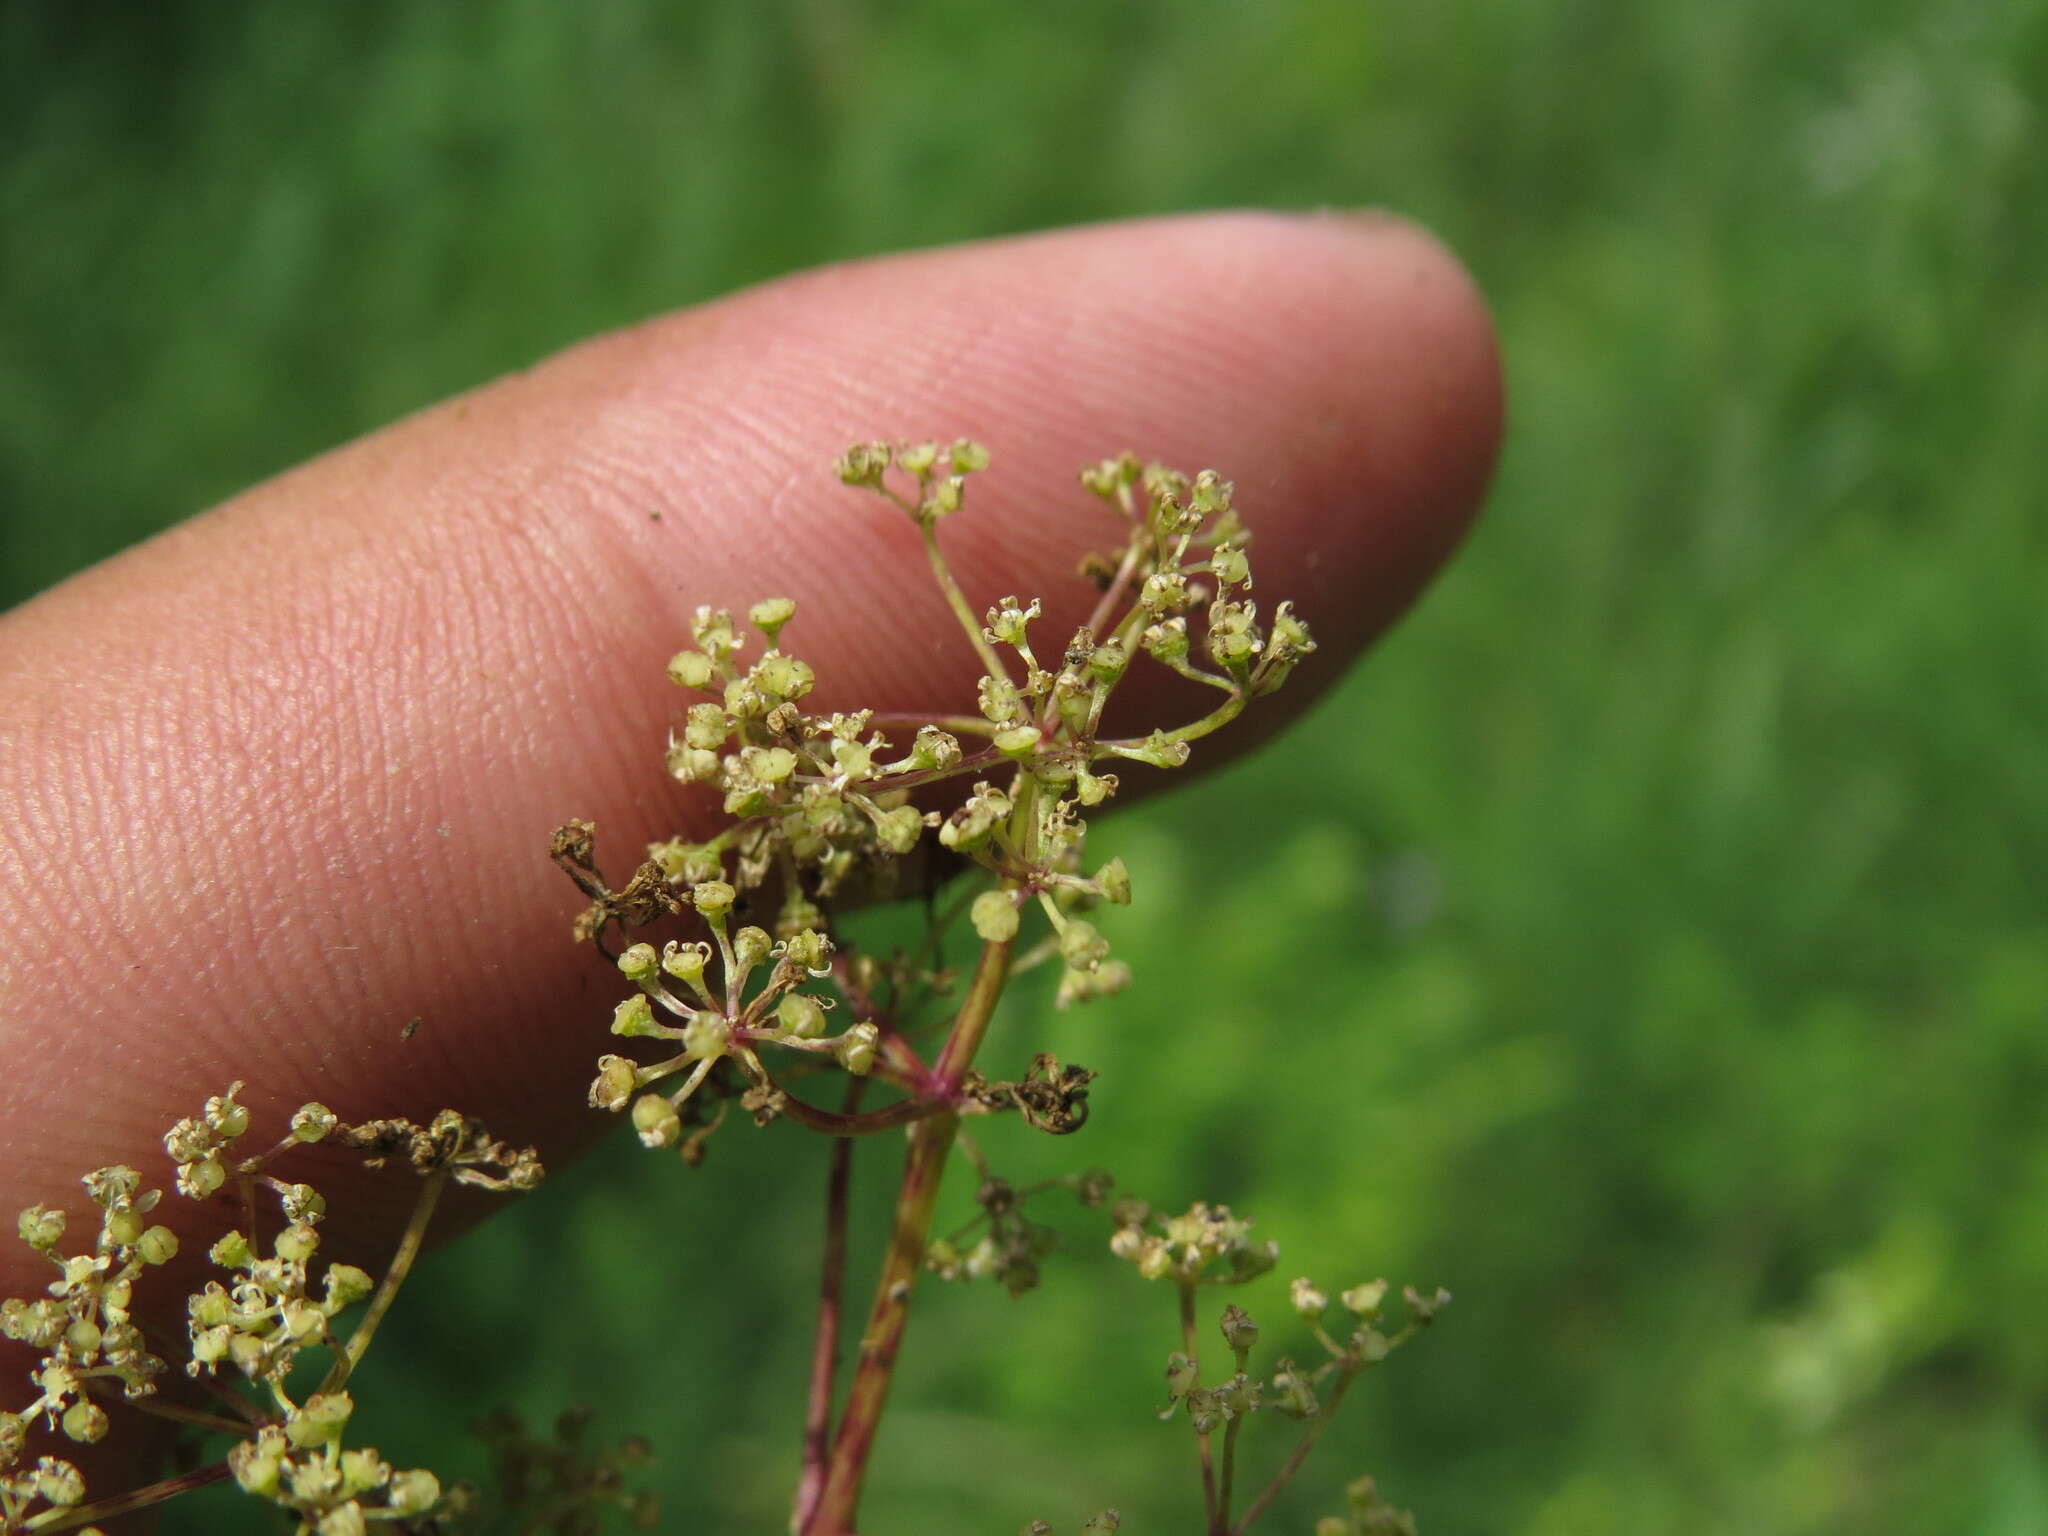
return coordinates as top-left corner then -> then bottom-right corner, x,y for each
1228,1356 -> 1373,1536
805,937 -> 1013,1535
123,1395 -> 262,1437
24,1461 -> 232,1533
322,1168 -> 447,1393
793,1079 -> 864,1535
918,521 -> 1013,685
1217,1338 -> 1250,1532
1181,1283 -> 1220,1533
775,1089 -> 941,1139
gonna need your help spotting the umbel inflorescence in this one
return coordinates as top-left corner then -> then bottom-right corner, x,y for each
2,1088 -> 553,1535
556,443 -> 1445,1536
555,440 -> 1316,1163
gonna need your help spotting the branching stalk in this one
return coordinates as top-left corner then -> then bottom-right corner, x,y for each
806,937 -> 1013,1535
324,1167 -> 448,1393
794,1080 -> 861,1535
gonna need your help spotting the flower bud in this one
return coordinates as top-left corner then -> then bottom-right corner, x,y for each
971,890 -> 1021,943
779,929 -> 831,973
834,441 -> 891,487
984,596 -> 1042,646
611,995 -> 659,1038
874,804 -> 923,853
138,1225 -> 180,1266
691,880 -> 736,919
230,1434 -> 285,1495
17,1205 -> 64,1250
742,746 -> 797,785
1403,1284 -> 1453,1323
1341,1279 -> 1388,1320
994,724 -> 1042,758
1219,1304 -> 1259,1352
925,475 -> 965,516
284,1299 -> 325,1339
1190,469 -> 1232,514
1210,542 -> 1250,587
101,1208 -> 142,1246
590,1055 -> 638,1111
683,703 -> 731,751
667,650 -> 716,690
1058,920 -> 1108,973
978,674 -> 1024,724
325,1265 -> 375,1308
1271,1362 -> 1318,1419
835,1023 -> 879,1076
387,1467 -> 442,1517
1290,1277 -> 1328,1319
733,925 -> 773,970
287,1391 -> 354,1448
617,944 -> 660,982
61,1400 -> 108,1444
340,1446 -> 390,1495
290,1102 -> 339,1143
910,725 -> 961,770
1126,729 -> 1192,769
777,993 -> 830,1040
180,1157 -> 226,1200
35,1456 -> 85,1505
668,745 -> 721,782
749,597 -> 797,639
632,1095 -> 681,1150
1095,858 -> 1132,905
1141,571 -> 1189,613
662,941 -> 711,985
1218,1371 -> 1259,1416
191,1323 -> 232,1366
275,1224 -> 320,1264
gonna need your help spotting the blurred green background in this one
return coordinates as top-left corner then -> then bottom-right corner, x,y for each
6,2 -> 2045,1532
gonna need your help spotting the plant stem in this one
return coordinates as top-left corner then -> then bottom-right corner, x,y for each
917,522 -> 1013,686
805,937 -> 1012,1535
1181,1283 -> 1220,1533
1228,1365 -> 1362,1536
24,1461 -> 232,1533
775,1090 -> 941,1139
323,1168 -> 447,1393
793,1080 -> 864,1535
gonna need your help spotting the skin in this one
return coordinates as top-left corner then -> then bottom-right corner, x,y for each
0,210 -> 1502,1502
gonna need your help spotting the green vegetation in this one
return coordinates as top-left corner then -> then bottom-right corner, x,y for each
5,3 -> 2044,1532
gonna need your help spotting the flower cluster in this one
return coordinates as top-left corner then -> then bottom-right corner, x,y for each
2,1165 -> 178,1532
926,1165 -> 1115,1297
592,894 -> 868,1154
3,1087 -> 543,1534
1097,1188 -> 1452,1531
229,1405 -> 443,1536
1315,1476 -> 1419,1536
563,443 -> 1316,1171
1109,1200 -> 1281,1287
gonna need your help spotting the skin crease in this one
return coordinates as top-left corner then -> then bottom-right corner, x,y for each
0,210 -> 1501,1511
